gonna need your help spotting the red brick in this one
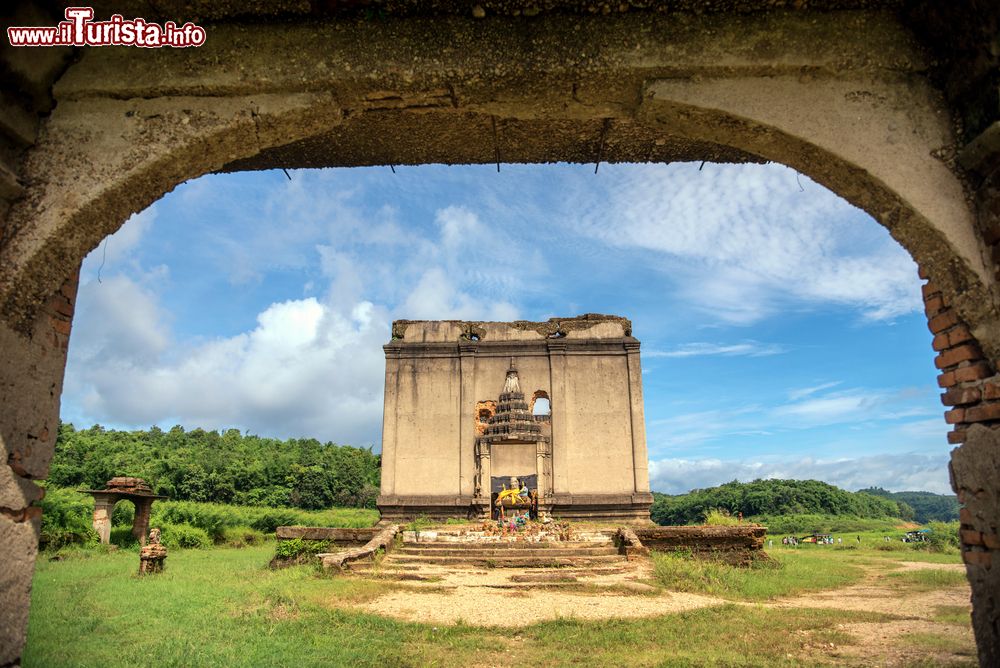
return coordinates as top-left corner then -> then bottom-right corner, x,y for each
924,295 -> 946,317
935,344 -> 983,369
948,429 -> 967,444
921,282 -> 940,299
954,362 -> 993,383
959,508 -> 974,524
50,318 -> 71,336
932,333 -> 950,352
52,298 -> 74,318
961,529 -> 984,545
965,402 -> 1000,423
985,533 -> 1000,550
937,371 -> 956,389
927,310 -> 958,334
983,380 -> 1000,401
942,387 -> 981,406
944,408 -> 966,424
962,550 -> 993,567
948,326 -> 974,347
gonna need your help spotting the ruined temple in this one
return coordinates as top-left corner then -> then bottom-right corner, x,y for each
377,314 -> 653,522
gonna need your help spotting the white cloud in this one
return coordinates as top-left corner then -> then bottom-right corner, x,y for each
64,185 -> 537,444
645,341 -> 786,358
774,392 -> 882,425
647,384 -> 938,451
788,381 -> 843,401
67,275 -> 170,366
568,162 -> 921,323
648,452 -> 953,495
66,284 -> 389,446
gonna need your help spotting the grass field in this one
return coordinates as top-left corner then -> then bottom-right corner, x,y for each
24,539 -> 974,668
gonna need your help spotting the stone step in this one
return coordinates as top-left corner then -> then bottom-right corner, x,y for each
400,540 -> 613,549
384,554 -> 626,568
395,546 -> 620,557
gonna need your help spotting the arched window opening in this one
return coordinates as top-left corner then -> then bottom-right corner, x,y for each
530,391 -> 551,417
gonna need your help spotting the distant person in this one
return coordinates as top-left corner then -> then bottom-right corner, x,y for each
856,535 -> 861,543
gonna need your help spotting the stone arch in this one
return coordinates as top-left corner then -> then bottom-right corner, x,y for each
1,5 -> 999,664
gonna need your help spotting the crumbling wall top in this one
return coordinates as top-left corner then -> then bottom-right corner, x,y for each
390,314 -> 632,342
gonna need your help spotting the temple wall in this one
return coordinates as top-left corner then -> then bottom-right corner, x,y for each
378,315 -> 652,519
562,354 -> 636,495
391,355 -> 462,496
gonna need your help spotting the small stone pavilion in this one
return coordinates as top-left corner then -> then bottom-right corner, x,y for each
79,477 -> 166,545
377,314 -> 653,522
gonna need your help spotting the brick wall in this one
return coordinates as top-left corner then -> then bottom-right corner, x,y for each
924,272 -> 1000,594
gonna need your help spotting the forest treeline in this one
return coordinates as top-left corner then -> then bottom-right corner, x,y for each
49,423 -> 381,509
651,479 -> 913,526
857,487 -> 960,523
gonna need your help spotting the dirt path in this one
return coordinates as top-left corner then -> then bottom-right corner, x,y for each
772,561 -> 968,616
345,557 -> 976,665
768,560 -> 975,666
351,560 -> 727,626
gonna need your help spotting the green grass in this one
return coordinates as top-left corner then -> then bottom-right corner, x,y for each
26,545 -> 905,667
887,568 -> 970,592
652,549 -> 864,600
752,514 -> 909,534
933,605 -> 972,625
902,631 -> 976,655
769,532 -> 961,563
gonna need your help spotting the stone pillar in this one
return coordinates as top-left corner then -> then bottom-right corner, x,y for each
458,343 -> 478,497
536,439 -> 552,503
951,140 -> 1000,666
475,441 -> 491,506
91,493 -> 116,544
0,269 -> 79,666
624,340 -> 651,494
132,497 -> 154,545
950,425 -> 1000,668
379,343 -> 401,497
547,342 -> 569,496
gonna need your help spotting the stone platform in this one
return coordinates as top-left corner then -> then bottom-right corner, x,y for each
278,523 -> 769,572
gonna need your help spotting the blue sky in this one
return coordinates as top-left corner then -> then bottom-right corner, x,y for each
61,162 -> 952,494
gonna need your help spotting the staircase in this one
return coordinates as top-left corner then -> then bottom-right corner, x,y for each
381,535 -> 626,569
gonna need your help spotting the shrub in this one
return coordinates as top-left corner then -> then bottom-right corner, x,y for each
405,515 -> 434,532
222,525 -> 265,548
247,508 -> 302,534
151,502 -> 230,542
703,508 -> 740,526
109,526 -> 139,549
38,487 -> 97,550
159,523 -> 212,549
111,501 -> 135,527
923,521 -> 961,552
149,500 -> 378,537
273,538 -> 331,560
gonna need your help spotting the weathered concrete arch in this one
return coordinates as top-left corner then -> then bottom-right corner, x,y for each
2,2 -> 999,665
